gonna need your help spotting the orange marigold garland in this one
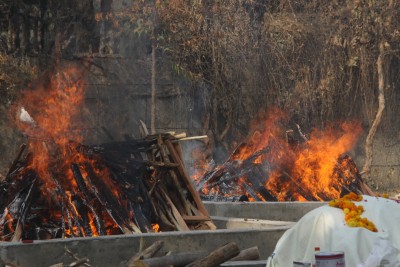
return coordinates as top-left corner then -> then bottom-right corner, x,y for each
329,192 -> 378,232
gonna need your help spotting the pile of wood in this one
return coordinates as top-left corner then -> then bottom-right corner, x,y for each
197,132 -> 373,201
44,241 -> 261,267
0,133 -> 215,241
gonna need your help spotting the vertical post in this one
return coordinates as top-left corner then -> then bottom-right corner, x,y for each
150,2 -> 157,134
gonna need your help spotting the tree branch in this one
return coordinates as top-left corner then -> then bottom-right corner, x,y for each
361,42 -> 386,179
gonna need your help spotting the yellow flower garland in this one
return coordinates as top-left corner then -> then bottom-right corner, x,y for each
329,192 -> 378,232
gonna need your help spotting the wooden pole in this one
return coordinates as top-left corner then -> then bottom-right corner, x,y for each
131,251 -> 207,267
164,139 -> 210,217
229,246 -> 260,261
127,241 -> 164,266
185,242 -> 240,267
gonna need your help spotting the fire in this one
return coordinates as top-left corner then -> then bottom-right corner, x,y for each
190,144 -> 211,182
196,108 -> 363,201
288,122 -> 362,200
0,208 -> 15,240
9,66 -> 125,238
152,223 -> 160,232
15,66 -> 85,191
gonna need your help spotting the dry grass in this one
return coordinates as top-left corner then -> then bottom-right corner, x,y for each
0,53 -> 37,105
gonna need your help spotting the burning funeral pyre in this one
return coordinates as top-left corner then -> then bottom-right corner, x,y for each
0,67 -> 214,242
195,108 -> 373,202
0,65 -> 373,242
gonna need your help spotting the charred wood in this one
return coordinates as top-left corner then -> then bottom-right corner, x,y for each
6,143 -> 27,179
0,134 -> 215,240
71,163 -> 93,200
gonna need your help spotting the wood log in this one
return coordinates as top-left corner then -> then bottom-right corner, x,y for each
157,135 -> 191,215
185,242 -> 240,267
142,179 -> 176,231
69,258 -> 90,267
139,120 -> 149,137
159,188 -> 190,231
164,140 -> 212,221
173,132 -> 187,139
84,164 -> 135,233
84,201 -> 105,236
130,251 -> 207,267
65,248 -> 91,267
71,163 -> 92,200
172,135 -> 208,142
173,142 -> 184,163
228,246 -> 260,261
181,215 -> 211,223
151,189 -> 179,231
241,182 -> 262,201
11,179 -> 38,241
6,143 -> 26,179
127,241 -> 164,266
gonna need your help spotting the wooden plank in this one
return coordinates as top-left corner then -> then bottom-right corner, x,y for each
181,215 -> 211,222
159,188 -> 190,231
157,135 -> 191,215
164,139 -> 211,218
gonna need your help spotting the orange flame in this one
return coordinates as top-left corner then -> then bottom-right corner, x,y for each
288,122 -> 362,200
16,66 -> 85,192
195,108 -> 363,201
12,66 -> 123,237
152,223 -> 160,232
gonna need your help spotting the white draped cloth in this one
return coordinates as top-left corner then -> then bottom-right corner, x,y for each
267,196 -> 400,267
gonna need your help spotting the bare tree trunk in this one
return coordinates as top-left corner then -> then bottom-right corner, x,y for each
150,36 -> 156,134
7,13 -> 15,52
361,42 -> 386,179
150,3 -> 157,134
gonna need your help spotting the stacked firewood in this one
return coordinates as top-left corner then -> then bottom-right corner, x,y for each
44,241 -> 261,267
0,133 -> 215,241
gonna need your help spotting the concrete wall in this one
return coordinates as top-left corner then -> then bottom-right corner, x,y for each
367,137 -> 400,192
0,201 -> 329,267
1,0 -> 399,193
204,201 -> 326,222
0,228 -> 287,267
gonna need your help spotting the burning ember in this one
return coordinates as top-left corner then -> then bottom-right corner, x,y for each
196,108 -> 366,202
0,66 -> 214,241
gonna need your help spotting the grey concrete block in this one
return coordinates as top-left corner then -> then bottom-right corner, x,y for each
204,201 -> 326,222
0,229 -> 287,267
